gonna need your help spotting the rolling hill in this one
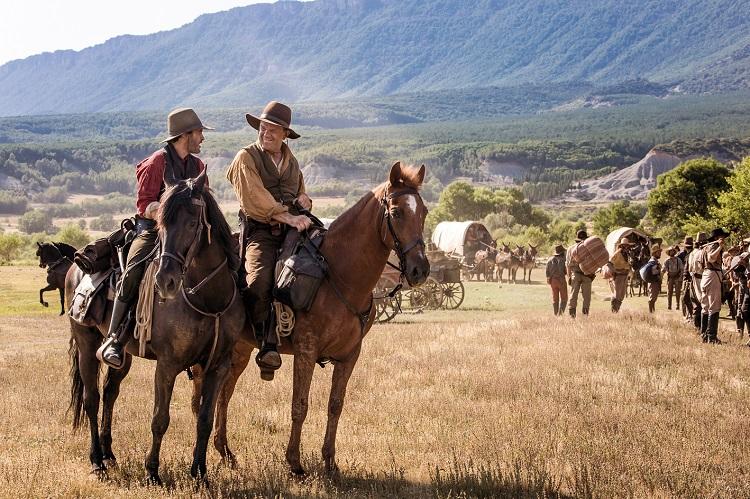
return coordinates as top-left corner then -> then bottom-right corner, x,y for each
1,0 -> 750,116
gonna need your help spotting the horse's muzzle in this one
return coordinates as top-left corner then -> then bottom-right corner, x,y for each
405,257 -> 430,287
155,261 -> 182,300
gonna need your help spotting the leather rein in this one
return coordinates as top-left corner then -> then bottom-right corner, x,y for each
159,197 -> 236,371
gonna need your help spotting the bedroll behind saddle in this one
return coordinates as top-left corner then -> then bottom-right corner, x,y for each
74,218 -> 135,274
274,227 -> 328,312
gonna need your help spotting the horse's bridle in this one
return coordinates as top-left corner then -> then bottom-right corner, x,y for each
159,197 -> 225,295
40,243 -> 70,272
379,187 -> 426,280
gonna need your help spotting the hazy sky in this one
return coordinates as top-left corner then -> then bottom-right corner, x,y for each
0,1 -> 273,66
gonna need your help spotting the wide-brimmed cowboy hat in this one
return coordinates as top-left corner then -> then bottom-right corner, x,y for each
709,227 -> 730,241
554,244 -> 566,256
650,244 -> 662,257
246,101 -> 300,139
666,246 -> 677,256
575,229 -> 588,242
683,236 -> 694,248
618,237 -> 634,247
161,108 -> 214,143
695,232 -> 708,245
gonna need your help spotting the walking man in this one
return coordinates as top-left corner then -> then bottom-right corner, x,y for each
700,227 -> 730,344
98,108 -> 213,368
688,232 -> 708,331
664,246 -> 684,310
679,236 -> 694,320
646,245 -> 663,313
546,244 -> 567,315
567,229 -> 594,318
226,101 -> 313,380
609,237 -> 633,313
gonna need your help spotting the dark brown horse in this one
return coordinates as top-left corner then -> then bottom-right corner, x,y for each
192,162 -> 430,476
36,241 -> 76,315
66,168 -> 244,483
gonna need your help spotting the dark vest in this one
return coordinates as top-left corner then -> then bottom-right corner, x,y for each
157,144 -> 202,202
244,142 -> 302,216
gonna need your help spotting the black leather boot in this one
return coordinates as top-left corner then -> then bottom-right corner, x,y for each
559,300 -> 567,316
694,310 -> 702,332
256,318 -> 281,381
700,312 -> 709,343
708,313 -> 722,344
96,298 -> 131,369
553,302 -> 559,316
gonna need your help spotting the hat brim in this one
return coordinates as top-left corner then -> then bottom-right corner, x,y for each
160,124 -> 215,143
246,114 -> 300,139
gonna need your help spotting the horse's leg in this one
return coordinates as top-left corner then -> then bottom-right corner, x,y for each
58,287 -> 65,315
190,364 -> 204,419
145,363 -> 180,485
100,355 -> 132,466
39,283 -> 55,307
191,359 -> 231,481
213,342 -> 253,468
76,332 -> 106,473
286,354 -> 317,475
322,345 -> 361,476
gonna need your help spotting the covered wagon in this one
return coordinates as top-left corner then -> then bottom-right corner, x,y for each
431,221 -> 494,266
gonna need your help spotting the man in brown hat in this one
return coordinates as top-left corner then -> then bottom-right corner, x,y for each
700,227 -> 730,343
545,244 -> 567,315
663,246 -> 684,310
226,100 -> 312,380
567,229 -> 594,318
98,108 -> 213,368
645,245 -> 663,313
608,237 -> 633,312
687,232 -> 709,331
678,236 -> 694,320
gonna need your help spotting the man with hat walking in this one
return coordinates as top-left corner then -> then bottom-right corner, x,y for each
645,245 -> 663,313
546,244 -> 568,315
678,236 -> 694,321
664,246 -> 684,310
608,237 -> 633,313
688,232 -> 709,331
700,227 -> 730,343
98,108 -> 213,368
567,229 -> 594,318
226,101 -> 312,381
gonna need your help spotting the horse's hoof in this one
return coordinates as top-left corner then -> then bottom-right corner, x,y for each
90,464 -> 107,478
289,465 -> 306,478
58,311 -> 65,316
146,474 -> 163,487
220,453 -> 238,469
102,457 -> 118,468
42,302 -> 48,307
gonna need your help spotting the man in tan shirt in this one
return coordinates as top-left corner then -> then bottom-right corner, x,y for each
226,101 -> 312,380
609,237 -> 633,313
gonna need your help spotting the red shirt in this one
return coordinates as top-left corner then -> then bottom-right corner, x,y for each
135,149 -> 206,216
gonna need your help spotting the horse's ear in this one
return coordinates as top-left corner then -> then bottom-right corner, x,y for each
416,164 -> 426,185
193,166 -> 208,192
389,161 -> 402,186
163,161 -> 178,187
37,241 -> 41,247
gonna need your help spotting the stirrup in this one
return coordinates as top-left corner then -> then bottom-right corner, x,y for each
96,338 -> 126,370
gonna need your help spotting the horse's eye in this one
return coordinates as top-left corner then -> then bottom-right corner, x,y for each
391,209 -> 401,219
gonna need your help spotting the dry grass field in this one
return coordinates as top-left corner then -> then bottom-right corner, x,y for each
2,266 -> 750,497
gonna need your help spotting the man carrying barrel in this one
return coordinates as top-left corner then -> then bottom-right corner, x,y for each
567,229 -> 595,318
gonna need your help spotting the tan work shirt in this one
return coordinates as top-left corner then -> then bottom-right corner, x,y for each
225,141 -> 306,224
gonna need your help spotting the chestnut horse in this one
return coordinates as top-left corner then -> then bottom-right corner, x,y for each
66,168 -> 244,483
192,162 -> 430,476
36,241 -> 75,314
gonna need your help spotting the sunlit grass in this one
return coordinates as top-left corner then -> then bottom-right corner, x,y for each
1,266 -> 749,497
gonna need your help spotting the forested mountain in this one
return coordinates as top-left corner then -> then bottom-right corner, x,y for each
0,0 -> 749,116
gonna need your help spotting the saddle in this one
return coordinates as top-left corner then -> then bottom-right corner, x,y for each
69,269 -> 117,326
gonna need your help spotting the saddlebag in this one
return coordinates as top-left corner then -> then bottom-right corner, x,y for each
74,218 -> 135,274
274,228 -> 327,312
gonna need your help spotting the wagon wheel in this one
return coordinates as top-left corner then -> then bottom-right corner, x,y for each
374,275 -> 402,323
441,281 -> 465,309
407,276 -> 443,310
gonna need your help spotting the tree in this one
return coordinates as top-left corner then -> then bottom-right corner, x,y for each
711,157 -> 750,236
18,209 -> 53,234
54,224 -> 89,249
0,233 -> 23,263
592,201 -> 644,237
647,158 -> 730,238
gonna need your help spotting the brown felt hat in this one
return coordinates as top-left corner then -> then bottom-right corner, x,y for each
618,237 -> 634,247
161,108 -> 213,143
695,232 -> 708,245
650,244 -> 662,257
683,236 -> 693,248
246,101 -> 300,139
666,246 -> 677,256
554,244 -> 566,256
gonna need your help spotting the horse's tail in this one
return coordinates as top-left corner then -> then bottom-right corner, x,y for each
67,336 -> 88,430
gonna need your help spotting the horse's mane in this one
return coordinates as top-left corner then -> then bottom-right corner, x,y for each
330,165 -> 423,232
159,183 -> 240,273
53,242 -> 77,258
